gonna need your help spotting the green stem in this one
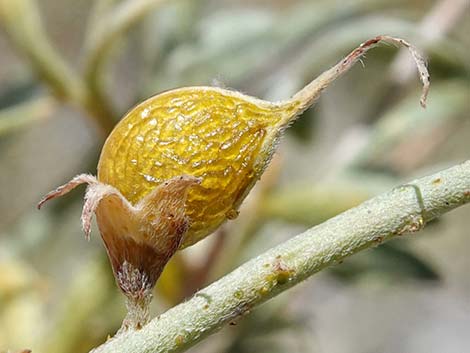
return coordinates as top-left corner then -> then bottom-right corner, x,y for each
91,160 -> 470,353
83,0 -> 170,113
0,96 -> 57,135
0,0 -> 116,137
0,0 -> 83,103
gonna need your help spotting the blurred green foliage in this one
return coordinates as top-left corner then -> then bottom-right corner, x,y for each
0,0 -> 469,352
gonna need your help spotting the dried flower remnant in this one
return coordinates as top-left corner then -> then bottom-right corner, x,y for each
38,35 -> 429,331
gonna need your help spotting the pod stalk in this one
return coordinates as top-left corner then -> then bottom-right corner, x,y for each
285,35 -> 430,122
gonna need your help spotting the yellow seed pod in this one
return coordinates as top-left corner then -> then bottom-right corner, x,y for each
38,35 -> 429,330
97,87 -> 300,248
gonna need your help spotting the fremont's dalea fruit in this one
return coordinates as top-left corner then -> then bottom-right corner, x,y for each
38,35 -> 429,330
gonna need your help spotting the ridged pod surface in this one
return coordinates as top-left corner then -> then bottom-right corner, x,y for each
97,87 -> 299,248
38,35 -> 429,330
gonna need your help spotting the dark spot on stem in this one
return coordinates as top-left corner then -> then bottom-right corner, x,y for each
432,177 -> 442,185
268,256 -> 295,286
374,236 -> 384,244
175,335 -> 185,346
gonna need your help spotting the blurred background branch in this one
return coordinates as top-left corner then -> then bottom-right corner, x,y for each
83,0 -> 171,128
390,0 -> 469,83
0,96 -> 57,136
0,0 -> 116,136
0,1 -> 469,352
0,0 -> 85,103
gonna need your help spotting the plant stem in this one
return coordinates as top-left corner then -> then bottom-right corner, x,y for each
91,160 -> 470,353
0,0 -> 84,103
0,0 -> 116,137
0,96 -> 57,135
83,0 -> 169,114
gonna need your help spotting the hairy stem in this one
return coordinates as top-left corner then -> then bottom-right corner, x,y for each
92,160 -> 470,353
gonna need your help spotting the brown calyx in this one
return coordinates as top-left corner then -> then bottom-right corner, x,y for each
94,175 -> 200,330
38,174 -> 200,331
